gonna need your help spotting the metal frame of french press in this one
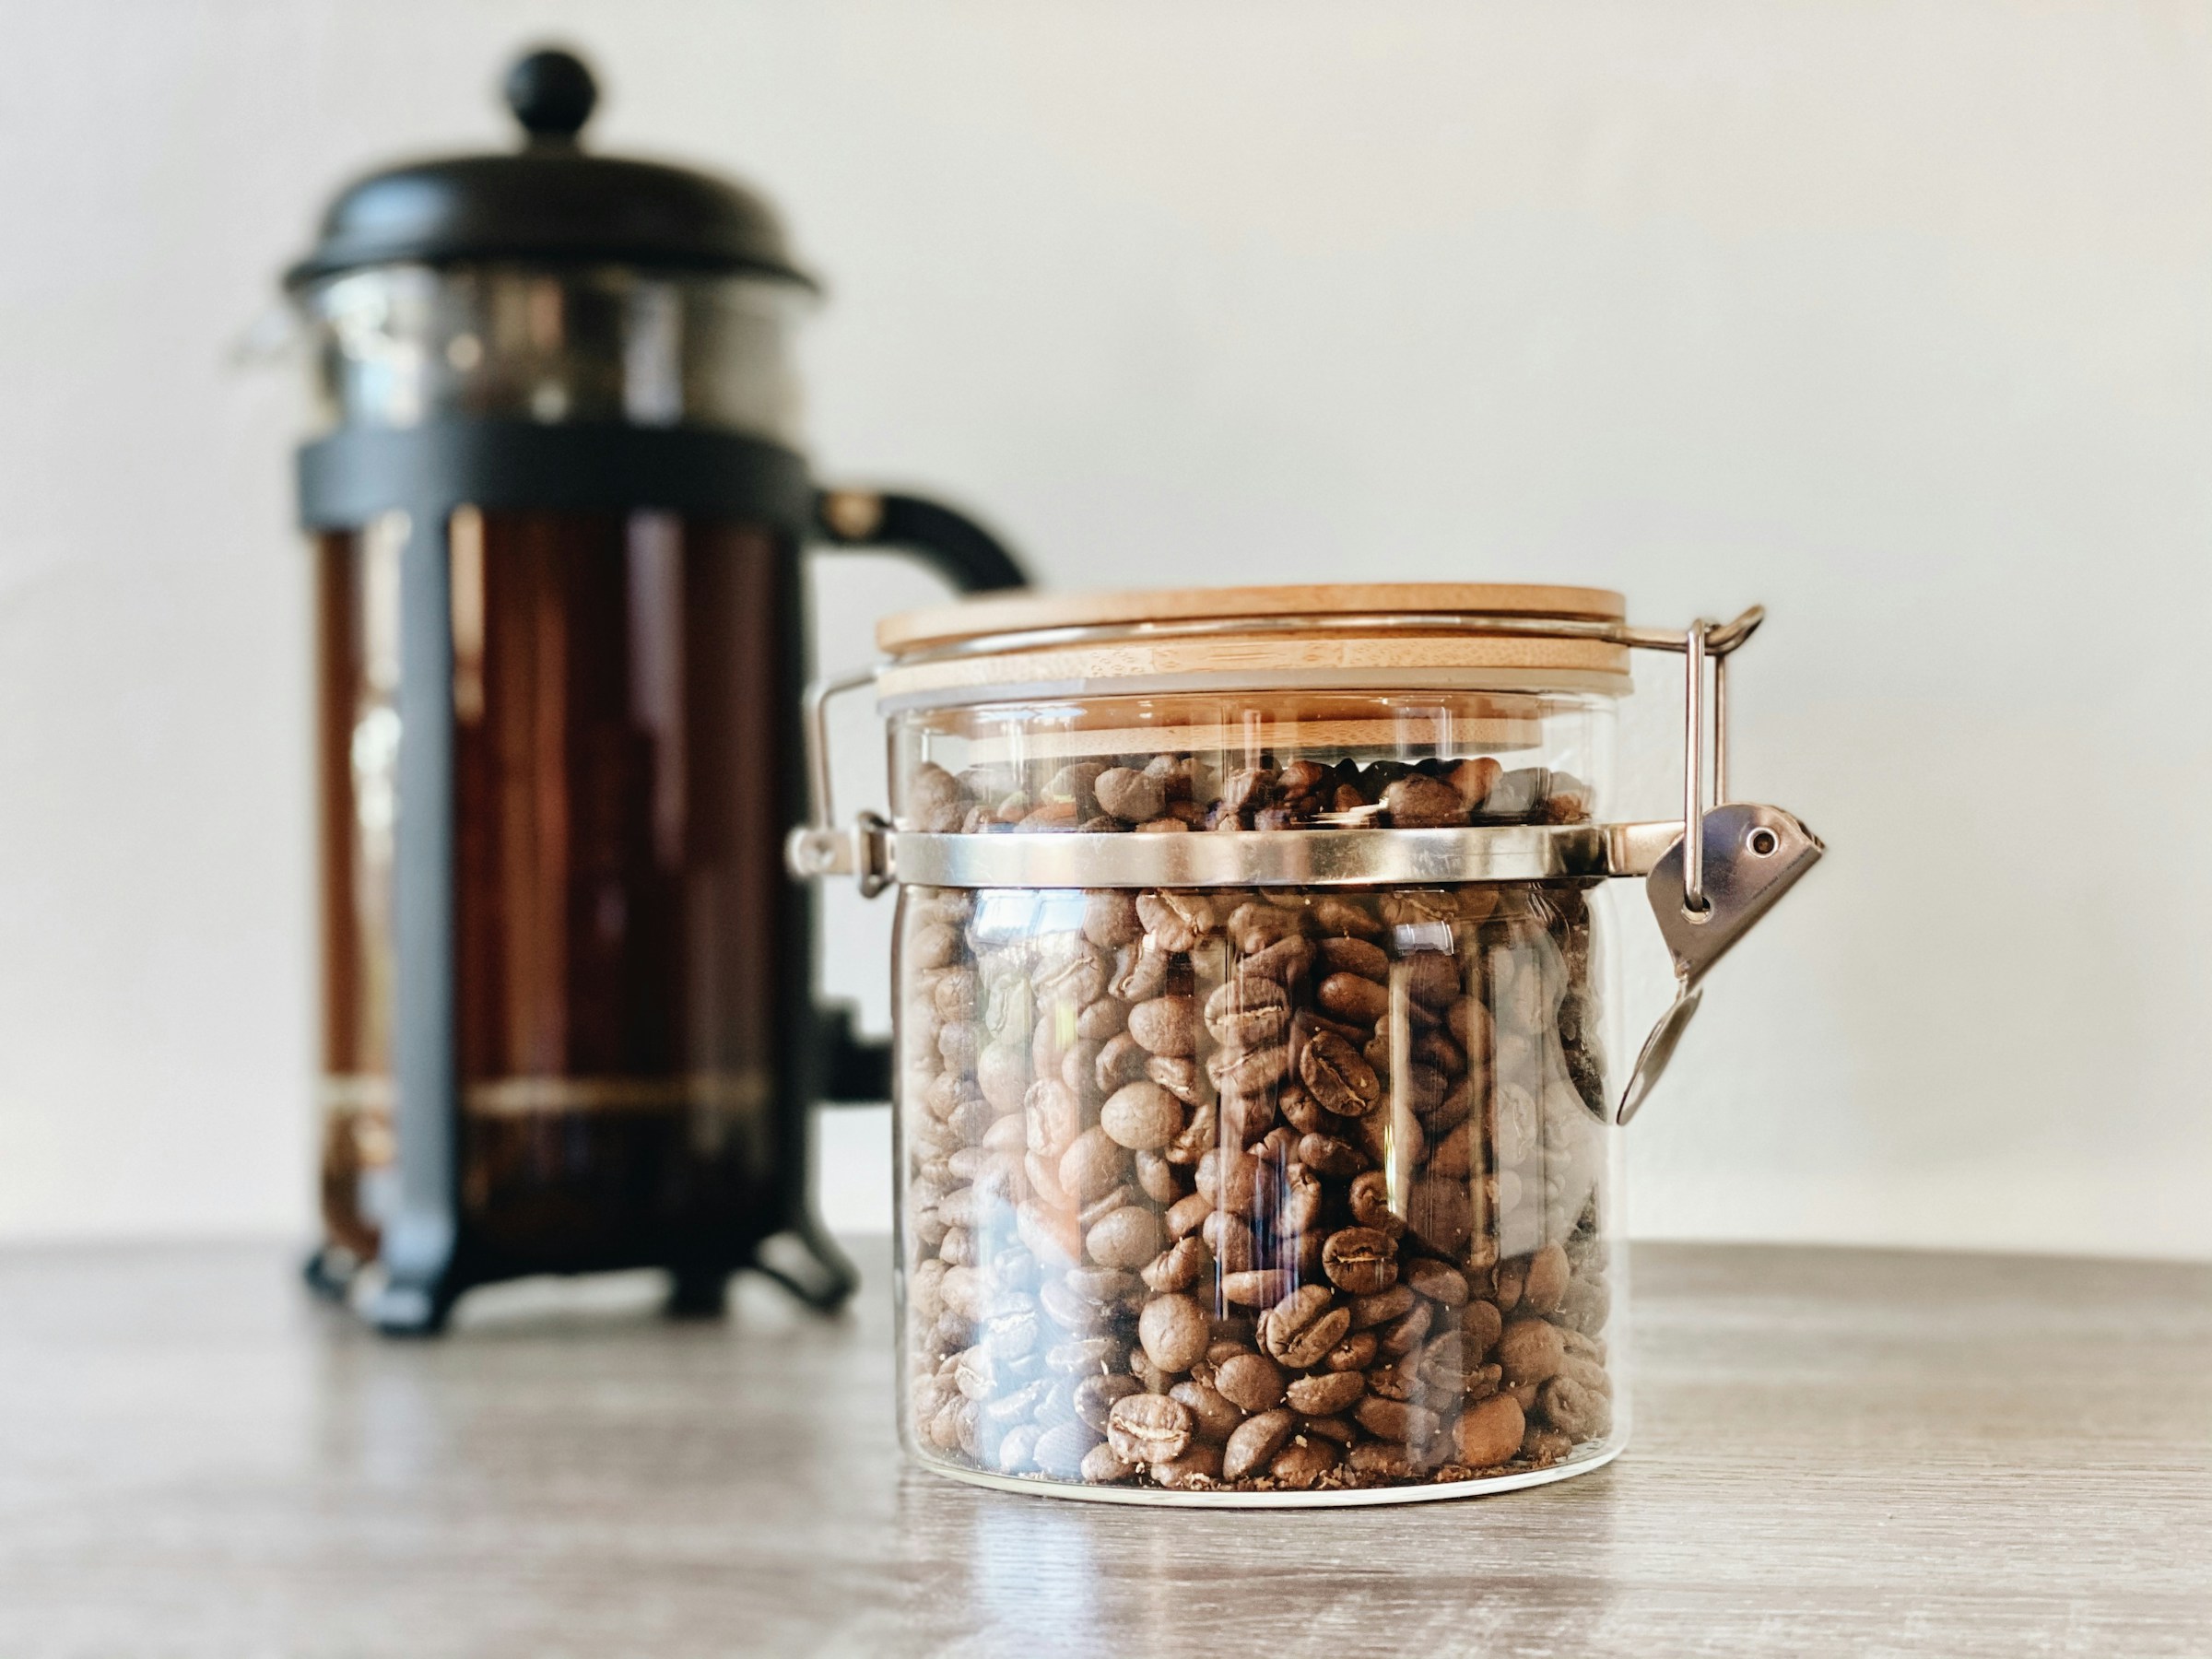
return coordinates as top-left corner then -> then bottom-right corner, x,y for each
298,418 -> 1022,1334
789,604 -> 1822,1124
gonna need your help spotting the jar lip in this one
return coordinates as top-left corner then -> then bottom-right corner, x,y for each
876,582 -> 1626,657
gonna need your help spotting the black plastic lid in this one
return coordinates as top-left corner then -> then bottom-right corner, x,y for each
285,48 -> 815,290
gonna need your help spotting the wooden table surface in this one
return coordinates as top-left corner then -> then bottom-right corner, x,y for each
2,1240 -> 2206,1657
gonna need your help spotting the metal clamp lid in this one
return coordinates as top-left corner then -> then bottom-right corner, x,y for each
788,605 -> 1822,1124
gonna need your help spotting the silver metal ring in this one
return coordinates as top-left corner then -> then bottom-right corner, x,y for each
886,821 -> 1682,889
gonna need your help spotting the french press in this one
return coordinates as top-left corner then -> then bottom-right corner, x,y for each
288,47 -> 1024,1333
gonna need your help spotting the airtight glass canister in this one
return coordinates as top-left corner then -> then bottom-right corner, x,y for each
872,583 -> 1641,1504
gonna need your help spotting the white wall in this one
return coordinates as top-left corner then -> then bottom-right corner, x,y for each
1,0 -> 2206,1258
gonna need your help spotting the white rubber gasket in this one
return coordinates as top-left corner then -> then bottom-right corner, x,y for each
913,1441 -> 1621,1510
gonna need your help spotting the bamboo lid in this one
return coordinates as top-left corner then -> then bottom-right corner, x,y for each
875,582 -> 1633,707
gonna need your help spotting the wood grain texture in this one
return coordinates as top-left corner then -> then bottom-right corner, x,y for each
1,1241 -> 2206,1658
875,582 -> 1627,654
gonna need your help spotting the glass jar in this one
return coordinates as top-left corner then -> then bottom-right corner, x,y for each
792,582 -> 1819,1503
878,584 -> 1642,1504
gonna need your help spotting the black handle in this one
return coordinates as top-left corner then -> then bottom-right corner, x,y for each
814,488 -> 1026,594
808,488 -> 1027,1108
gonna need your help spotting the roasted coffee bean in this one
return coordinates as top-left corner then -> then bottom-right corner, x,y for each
1324,1330 -> 1380,1372
1317,972 -> 1391,1025
1460,1299 -> 1504,1358
1453,1393 -> 1525,1467
1221,1268 -> 1298,1308
1300,1031 -> 1382,1116
1375,1300 -> 1434,1359
1100,1081 -> 1184,1150
1058,1125 -> 1131,1203
1381,773 -> 1468,828
1313,935 -> 1389,982
1237,934 -> 1316,985
1345,1170 -> 1406,1238
1079,1441 -> 1139,1483
1151,1441 -> 1224,1488
1128,995 -> 1199,1057
1095,767 -> 1167,824
1204,1211 -> 1260,1275
1106,1394 -> 1194,1463
1347,1440 -> 1421,1479
1284,1134 -> 1357,1182
1268,1437 -> 1342,1488
1074,1371 -> 1144,1430
1142,1236 -> 1211,1294
1540,1373 -> 1612,1440
1226,901 -> 1306,955
1347,1285 -> 1415,1330
1260,1285 -> 1351,1369
1214,1351 -> 1288,1412
1136,891 -> 1215,953
1311,897 -> 1382,938
1171,1378 -> 1246,1445
1137,1292 -> 1212,1373
1284,1370 -> 1366,1415
1087,1206 -> 1165,1270
1205,977 -> 1292,1046
1405,1258 -> 1470,1308
1143,1054 -> 1208,1105
1355,1395 -> 1440,1444
1321,1227 -> 1400,1295
1523,1243 -> 1571,1314
1208,1043 -> 1291,1096
1224,1408 -> 1300,1480
1134,1149 -> 1182,1205
1498,1317 -> 1566,1385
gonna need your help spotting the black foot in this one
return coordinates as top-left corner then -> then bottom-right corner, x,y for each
366,1277 -> 458,1336
752,1219 -> 860,1312
665,1266 -> 731,1319
301,1245 -> 357,1303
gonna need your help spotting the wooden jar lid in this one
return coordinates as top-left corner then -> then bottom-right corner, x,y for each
876,582 -> 1633,707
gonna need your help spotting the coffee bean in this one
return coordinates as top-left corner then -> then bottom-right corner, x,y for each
1223,1408 -> 1300,1480
1074,1371 -> 1144,1430
1171,1378 -> 1246,1445
1100,1081 -> 1184,1150
1087,1206 -> 1165,1270
1322,1227 -> 1400,1295
1405,1258 -> 1469,1307
1143,1054 -> 1208,1104
1260,1285 -> 1351,1369
1226,901 -> 1306,954
1299,1133 -> 1368,1179
1136,891 -> 1215,953
1141,1236 -> 1211,1294
1207,1042 -> 1291,1096
1137,1292 -> 1211,1373
1382,773 -> 1468,828
1300,1030 -> 1382,1116
1268,1437 -> 1342,1488
1095,767 -> 1167,824
1221,1268 -> 1298,1307
1079,1441 -> 1139,1483
1107,1394 -> 1193,1463
1453,1393 -> 1524,1467
1058,1125 -> 1131,1204
1237,934 -> 1316,984
1032,1419 -> 1099,1478
1523,1243 -> 1571,1314
1151,1440 -> 1225,1488
1540,1373 -> 1612,1440
1355,1395 -> 1439,1444
1314,935 -> 1389,982
1460,1299 -> 1504,1358
1498,1317 -> 1566,1385
1347,1285 -> 1415,1331
1285,1370 -> 1365,1415
1324,1329 -> 1379,1371
1317,972 -> 1390,1025
1214,1351 -> 1288,1412
1205,977 -> 1292,1047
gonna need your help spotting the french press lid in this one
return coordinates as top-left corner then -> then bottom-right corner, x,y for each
284,47 -> 816,289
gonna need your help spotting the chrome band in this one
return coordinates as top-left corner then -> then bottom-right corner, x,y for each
884,821 -> 1684,890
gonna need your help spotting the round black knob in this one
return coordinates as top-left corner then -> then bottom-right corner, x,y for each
505,48 -> 597,143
